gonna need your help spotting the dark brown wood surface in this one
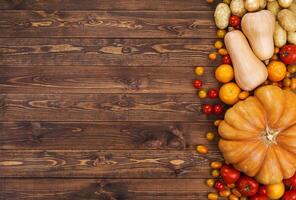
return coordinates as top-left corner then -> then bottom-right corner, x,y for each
0,1 -> 220,199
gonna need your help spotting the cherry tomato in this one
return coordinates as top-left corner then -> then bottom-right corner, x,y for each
237,175 -> 259,197
279,45 -> 296,65
229,15 -> 241,27
207,89 -> 219,99
221,165 -> 240,184
284,172 -> 296,189
258,185 -> 267,195
282,190 -> 296,200
249,194 -> 268,200
213,104 -> 223,115
203,104 -> 213,115
222,55 -> 232,65
214,180 -> 225,192
193,80 -> 203,89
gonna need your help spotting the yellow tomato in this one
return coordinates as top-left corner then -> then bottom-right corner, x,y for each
215,64 -> 234,83
206,132 -> 215,141
209,52 -> 217,60
266,182 -> 285,200
198,89 -> 207,99
238,91 -> 249,100
219,82 -> 241,105
217,29 -> 226,38
196,145 -> 208,154
208,193 -> 218,200
210,161 -> 222,169
206,179 -> 215,188
267,61 -> 287,82
195,66 -> 205,76
214,40 -> 223,49
219,189 -> 231,197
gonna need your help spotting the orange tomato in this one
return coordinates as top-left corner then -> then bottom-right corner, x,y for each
267,61 -> 287,82
215,64 -> 234,83
219,82 -> 241,105
217,29 -> 226,38
266,182 -> 285,200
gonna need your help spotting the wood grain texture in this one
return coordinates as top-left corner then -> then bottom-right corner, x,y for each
0,38 -> 218,66
0,0 -> 217,11
0,11 -> 215,38
0,179 -> 214,200
0,122 -> 218,150
0,94 -> 221,122
0,150 -> 221,178
0,66 -> 219,94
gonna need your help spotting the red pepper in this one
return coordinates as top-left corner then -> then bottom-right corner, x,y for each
284,172 -> 296,190
220,164 -> 241,184
249,194 -> 268,200
282,190 -> 296,200
258,185 -> 267,195
237,175 -> 259,197
279,45 -> 296,64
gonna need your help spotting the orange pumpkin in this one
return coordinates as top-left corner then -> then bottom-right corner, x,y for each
218,85 -> 296,185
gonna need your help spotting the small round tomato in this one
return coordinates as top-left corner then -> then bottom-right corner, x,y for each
193,80 -> 203,89
282,190 -> 296,200
229,15 -> 241,27
207,89 -> 219,99
279,45 -> 296,65
258,185 -> 267,195
221,165 -> 240,184
284,172 -> 296,189
198,89 -> 207,99
203,104 -> 213,115
249,194 -> 268,200
266,182 -> 285,200
213,104 -> 223,115
221,55 -> 232,65
237,176 -> 259,197
214,180 -> 225,192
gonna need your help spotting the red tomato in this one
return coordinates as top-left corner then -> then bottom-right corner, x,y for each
284,172 -> 296,189
207,89 -> 219,99
282,190 -> 296,200
237,175 -> 259,197
229,15 -> 241,27
193,80 -> 203,89
203,104 -> 213,114
258,185 -> 267,195
250,194 -> 268,200
221,165 -> 241,184
214,180 -> 225,192
213,104 -> 223,115
222,55 -> 232,65
279,45 -> 296,64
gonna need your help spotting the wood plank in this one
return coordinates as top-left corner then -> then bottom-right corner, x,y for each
0,38 -> 218,66
0,150 -> 221,178
0,0 -> 217,11
0,178 -> 214,200
0,11 -> 215,38
0,66 -> 218,94
0,94 -> 221,122
0,122 -> 218,150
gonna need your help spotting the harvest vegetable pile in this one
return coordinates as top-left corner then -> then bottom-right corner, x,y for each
193,0 -> 296,199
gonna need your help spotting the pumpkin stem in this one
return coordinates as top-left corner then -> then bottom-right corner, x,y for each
264,127 -> 280,144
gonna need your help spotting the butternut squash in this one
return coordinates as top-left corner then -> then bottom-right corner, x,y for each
241,10 -> 275,61
224,30 -> 268,91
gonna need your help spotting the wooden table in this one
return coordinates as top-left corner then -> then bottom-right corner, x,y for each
0,1 -> 222,199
